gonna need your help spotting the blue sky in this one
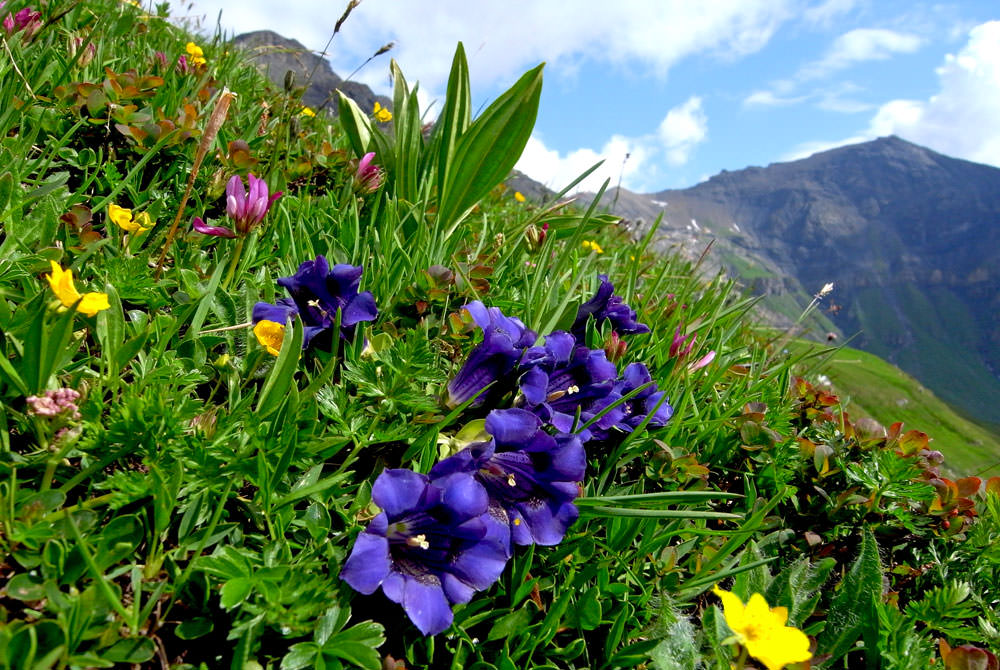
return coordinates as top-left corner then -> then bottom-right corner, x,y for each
176,1 -> 1000,194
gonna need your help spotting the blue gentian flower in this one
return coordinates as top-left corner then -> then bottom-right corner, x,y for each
446,301 -> 538,408
340,469 -> 510,636
252,255 -> 377,348
517,332 -> 623,441
571,274 -> 650,341
596,362 -> 674,439
431,409 -> 586,546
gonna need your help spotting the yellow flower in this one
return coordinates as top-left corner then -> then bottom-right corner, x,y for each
108,204 -> 153,234
373,102 -> 392,123
185,42 -> 207,67
713,586 -> 812,670
253,320 -> 285,356
45,261 -> 110,317
582,240 -> 604,254
514,191 -> 526,203
299,106 -> 316,117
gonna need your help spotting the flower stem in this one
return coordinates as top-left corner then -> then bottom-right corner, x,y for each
221,236 -> 247,291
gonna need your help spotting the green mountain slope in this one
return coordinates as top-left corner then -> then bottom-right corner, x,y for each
796,342 -> 1000,477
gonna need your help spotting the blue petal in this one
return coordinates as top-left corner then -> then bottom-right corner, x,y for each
252,300 -> 297,325
372,469 -> 430,519
342,291 -> 378,327
441,573 -> 476,604
485,408 -> 540,447
340,532 -> 390,594
402,575 -> 453,636
437,472 -> 489,519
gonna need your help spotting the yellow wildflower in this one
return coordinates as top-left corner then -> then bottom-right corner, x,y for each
373,102 -> 392,123
185,42 -> 207,67
581,240 -> 604,254
514,191 -> 526,203
108,204 -> 153,234
253,320 -> 285,356
299,106 -> 316,117
45,261 -> 110,317
713,586 -> 812,670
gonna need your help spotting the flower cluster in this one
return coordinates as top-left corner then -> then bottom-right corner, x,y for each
252,255 -> 378,352
3,6 -> 41,40
108,203 -> 153,235
26,388 -> 81,420
342,275 -> 672,635
372,101 -> 392,123
354,152 -> 384,194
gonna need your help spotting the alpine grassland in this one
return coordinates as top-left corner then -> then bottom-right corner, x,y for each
1,2 -> 999,668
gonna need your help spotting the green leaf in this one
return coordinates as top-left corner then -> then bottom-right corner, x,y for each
438,62 -> 543,230
282,643 -> 320,670
436,43 -> 471,199
337,92 -> 373,158
255,316 -> 302,417
102,637 -> 155,663
487,607 -> 534,642
818,528 -> 882,667
220,577 -> 254,610
175,617 -> 214,640
326,621 -> 385,670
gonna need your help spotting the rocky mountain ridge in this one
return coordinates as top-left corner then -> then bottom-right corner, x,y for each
587,136 -> 1000,427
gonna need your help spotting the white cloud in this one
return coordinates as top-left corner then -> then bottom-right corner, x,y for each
801,28 -> 923,79
865,21 -> 1000,165
779,21 -> 1000,167
515,97 -> 707,193
179,0 -> 794,100
746,27 -> 922,109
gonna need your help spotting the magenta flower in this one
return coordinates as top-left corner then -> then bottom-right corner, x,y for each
4,7 -> 41,38
191,173 -> 283,238
354,152 -> 384,193
226,173 -> 282,235
191,216 -> 237,239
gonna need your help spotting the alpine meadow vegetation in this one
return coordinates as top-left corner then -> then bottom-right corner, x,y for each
2,1 -> 1000,668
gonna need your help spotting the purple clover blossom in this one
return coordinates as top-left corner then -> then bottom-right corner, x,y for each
431,409 -> 586,547
355,152 -> 384,193
226,173 -> 282,236
340,469 -> 510,636
517,332 -> 623,441
4,7 -> 41,38
252,255 -> 377,349
446,301 -> 538,408
571,274 -> 650,343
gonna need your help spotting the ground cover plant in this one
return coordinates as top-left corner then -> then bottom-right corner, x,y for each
1,1 -> 1000,668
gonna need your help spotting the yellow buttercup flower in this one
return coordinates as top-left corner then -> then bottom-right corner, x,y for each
299,106 -> 316,117
582,240 -> 604,254
253,320 -> 285,356
514,191 -> 526,203
45,261 -> 110,317
108,204 -> 153,234
373,101 -> 392,123
713,586 -> 812,670
185,41 -> 207,67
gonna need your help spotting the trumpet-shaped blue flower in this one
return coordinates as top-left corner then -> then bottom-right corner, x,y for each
340,469 -> 510,636
446,301 -> 538,408
252,255 -> 377,349
517,332 -> 623,441
600,362 -> 674,439
571,274 -> 649,341
432,409 -> 586,547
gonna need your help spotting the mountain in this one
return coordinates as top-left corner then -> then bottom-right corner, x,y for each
592,137 -> 1000,428
231,31 -> 390,114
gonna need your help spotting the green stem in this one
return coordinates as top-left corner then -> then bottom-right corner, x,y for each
221,235 -> 247,291
734,645 -> 748,669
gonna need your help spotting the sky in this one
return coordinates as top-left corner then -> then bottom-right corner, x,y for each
173,0 -> 1000,194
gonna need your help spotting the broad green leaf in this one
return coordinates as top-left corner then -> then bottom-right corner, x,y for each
220,577 -> 254,610
438,63 -> 543,230
436,43 -> 471,198
255,316 -> 303,417
337,91 -> 373,158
